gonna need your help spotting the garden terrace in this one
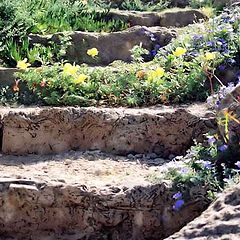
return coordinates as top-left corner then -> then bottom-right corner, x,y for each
0,150 -> 210,240
0,7 -> 239,107
0,2 -> 240,240
0,0 -> 208,68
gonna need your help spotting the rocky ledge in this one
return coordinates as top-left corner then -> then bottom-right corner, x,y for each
29,26 -> 176,65
108,9 -> 207,28
0,151 -> 209,240
166,183 -> 240,240
0,104 -> 216,156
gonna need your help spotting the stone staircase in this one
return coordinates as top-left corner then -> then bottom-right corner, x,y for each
0,103 -> 215,239
0,4 -> 222,240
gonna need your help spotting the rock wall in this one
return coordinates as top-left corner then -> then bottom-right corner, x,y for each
1,104 -> 216,156
109,9 -> 207,28
30,26 -> 176,65
0,178 -> 209,239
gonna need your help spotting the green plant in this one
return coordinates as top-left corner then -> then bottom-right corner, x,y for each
131,43 -> 149,63
0,0 -> 128,67
189,0 -> 214,9
120,0 -> 170,12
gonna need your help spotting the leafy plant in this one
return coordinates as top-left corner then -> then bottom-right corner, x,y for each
120,0 -> 170,12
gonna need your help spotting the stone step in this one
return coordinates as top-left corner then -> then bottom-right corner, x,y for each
0,67 -> 19,87
29,26 -> 176,65
0,150 -> 209,239
0,103 -> 216,156
108,8 -> 207,28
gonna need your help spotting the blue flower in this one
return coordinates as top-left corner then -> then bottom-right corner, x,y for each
179,167 -> 190,175
235,161 -> 240,169
173,192 -> 182,200
208,136 -> 216,145
203,161 -> 212,169
218,144 -> 228,152
173,199 -> 185,211
218,65 -> 226,71
236,71 -> 240,83
150,50 -> 157,56
154,44 -> 161,50
227,58 -> 236,65
215,100 -> 221,109
206,41 -> 215,47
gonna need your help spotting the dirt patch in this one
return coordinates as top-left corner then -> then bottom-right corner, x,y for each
0,150 -> 165,188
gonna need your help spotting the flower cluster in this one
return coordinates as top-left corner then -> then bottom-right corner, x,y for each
172,192 -> 184,211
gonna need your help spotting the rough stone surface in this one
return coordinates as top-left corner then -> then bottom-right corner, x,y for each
0,104 -> 216,156
0,151 -> 209,240
165,184 -> 240,240
0,67 -> 19,87
159,9 -> 207,27
214,0 -> 240,7
109,9 -> 207,28
29,26 -> 176,65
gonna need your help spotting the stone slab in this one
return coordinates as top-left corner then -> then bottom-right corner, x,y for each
0,104 -> 216,156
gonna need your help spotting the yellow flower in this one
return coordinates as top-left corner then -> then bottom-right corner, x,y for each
205,52 -> 216,61
87,48 -> 99,57
63,63 -> 79,75
17,58 -> 31,70
147,67 -> 165,81
173,47 -> 187,57
81,0 -> 88,4
73,74 -> 88,84
155,67 -> 165,77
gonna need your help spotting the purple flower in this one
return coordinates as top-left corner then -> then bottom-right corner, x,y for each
208,136 -> 216,145
193,34 -> 203,40
179,167 -> 190,175
154,44 -> 161,50
236,71 -> 240,83
217,38 -> 227,44
173,199 -> 185,211
203,161 -> 212,169
218,144 -> 228,152
218,65 -> 226,71
215,100 -> 221,109
206,41 -> 215,47
196,160 -> 212,169
235,161 -> 240,169
227,58 -> 236,65
173,192 -> 182,200
151,37 -> 156,41
150,50 -> 157,56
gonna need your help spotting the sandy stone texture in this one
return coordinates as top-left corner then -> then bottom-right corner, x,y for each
0,104 -> 216,156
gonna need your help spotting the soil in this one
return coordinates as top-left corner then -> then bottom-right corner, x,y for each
0,150 -> 167,188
